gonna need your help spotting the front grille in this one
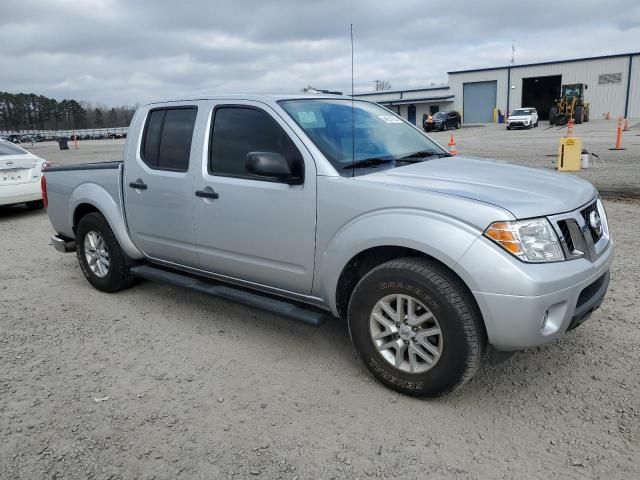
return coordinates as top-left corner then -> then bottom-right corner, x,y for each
557,220 -> 574,251
550,199 -> 608,262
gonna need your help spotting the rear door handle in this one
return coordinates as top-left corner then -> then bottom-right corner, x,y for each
195,189 -> 219,199
129,180 -> 148,190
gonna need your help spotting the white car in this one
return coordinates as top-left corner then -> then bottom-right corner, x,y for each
506,107 -> 539,130
0,140 -> 48,209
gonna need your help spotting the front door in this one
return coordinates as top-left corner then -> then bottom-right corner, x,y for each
408,104 -> 417,126
124,105 -> 200,267
193,102 -> 317,294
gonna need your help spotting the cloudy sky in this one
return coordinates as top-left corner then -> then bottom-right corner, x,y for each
1,0 -> 639,106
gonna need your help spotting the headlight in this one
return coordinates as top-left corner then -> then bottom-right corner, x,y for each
484,218 -> 564,262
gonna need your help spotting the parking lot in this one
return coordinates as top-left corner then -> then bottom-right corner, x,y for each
1,122 -> 639,479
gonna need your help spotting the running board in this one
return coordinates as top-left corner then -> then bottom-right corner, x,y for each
129,264 -> 328,327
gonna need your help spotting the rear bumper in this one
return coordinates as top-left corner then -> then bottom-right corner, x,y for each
0,182 -> 41,206
51,234 -> 76,253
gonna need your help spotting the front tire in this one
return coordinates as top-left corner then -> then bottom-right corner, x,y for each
75,212 -> 136,293
348,258 -> 486,397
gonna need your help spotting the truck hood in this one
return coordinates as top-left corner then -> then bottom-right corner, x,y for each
359,156 -> 597,218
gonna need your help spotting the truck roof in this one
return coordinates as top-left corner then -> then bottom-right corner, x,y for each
146,93 -> 350,106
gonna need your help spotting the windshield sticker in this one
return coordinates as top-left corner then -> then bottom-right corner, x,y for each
378,115 -> 403,124
297,111 -> 317,124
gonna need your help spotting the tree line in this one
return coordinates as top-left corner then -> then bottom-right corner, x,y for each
0,91 -> 136,132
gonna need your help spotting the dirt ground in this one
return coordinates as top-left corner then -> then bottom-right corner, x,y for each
1,130 -> 639,479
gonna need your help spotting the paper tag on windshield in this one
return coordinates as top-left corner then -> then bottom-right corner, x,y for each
378,115 -> 403,124
297,111 -> 318,124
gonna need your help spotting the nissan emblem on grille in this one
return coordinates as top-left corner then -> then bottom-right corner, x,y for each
589,210 -> 602,237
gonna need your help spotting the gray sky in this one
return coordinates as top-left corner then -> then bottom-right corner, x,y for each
1,0 -> 639,106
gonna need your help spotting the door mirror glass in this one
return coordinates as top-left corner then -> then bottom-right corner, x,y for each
246,152 -> 301,184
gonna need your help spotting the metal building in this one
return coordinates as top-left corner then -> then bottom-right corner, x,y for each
356,52 -> 639,126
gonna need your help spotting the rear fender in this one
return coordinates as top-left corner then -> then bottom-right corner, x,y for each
68,183 -> 143,260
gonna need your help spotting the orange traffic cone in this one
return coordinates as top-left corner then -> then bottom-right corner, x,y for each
605,112 -> 611,120
448,134 -> 458,156
623,119 -> 630,131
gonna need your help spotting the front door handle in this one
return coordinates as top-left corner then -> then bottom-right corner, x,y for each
129,180 -> 148,190
195,189 -> 219,199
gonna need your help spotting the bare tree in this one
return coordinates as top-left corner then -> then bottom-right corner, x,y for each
374,80 -> 392,91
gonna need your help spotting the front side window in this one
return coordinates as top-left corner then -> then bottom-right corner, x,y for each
209,106 -> 302,180
279,99 -> 444,175
141,107 -> 197,171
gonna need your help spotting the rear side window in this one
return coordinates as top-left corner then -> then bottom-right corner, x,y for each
141,107 -> 197,171
209,106 -> 302,180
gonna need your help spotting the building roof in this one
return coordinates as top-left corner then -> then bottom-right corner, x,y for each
379,95 -> 455,106
448,51 -> 640,75
354,86 -> 449,96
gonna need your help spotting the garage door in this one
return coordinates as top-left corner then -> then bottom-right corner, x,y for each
463,81 -> 497,123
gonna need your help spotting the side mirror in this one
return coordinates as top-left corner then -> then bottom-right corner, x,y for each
246,152 -> 302,184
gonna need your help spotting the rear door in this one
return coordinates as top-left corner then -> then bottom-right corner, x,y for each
124,105 -> 201,267
193,101 -> 317,294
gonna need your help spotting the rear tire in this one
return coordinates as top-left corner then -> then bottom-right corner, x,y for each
575,106 -> 583,125
549,107 -> 557,125
347,258 -> 486,397
75,212 -> 137,293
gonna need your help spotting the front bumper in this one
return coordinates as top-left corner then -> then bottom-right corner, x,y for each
457,234 -> 614,351
506,120 -> 530,128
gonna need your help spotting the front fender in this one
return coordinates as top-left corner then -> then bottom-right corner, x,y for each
316,209 -> 482,315
68,183 -> 143,260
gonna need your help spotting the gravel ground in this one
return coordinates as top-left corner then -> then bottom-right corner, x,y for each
1,128 -> 639,479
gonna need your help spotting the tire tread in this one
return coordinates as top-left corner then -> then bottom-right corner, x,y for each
354,257 -> 485,396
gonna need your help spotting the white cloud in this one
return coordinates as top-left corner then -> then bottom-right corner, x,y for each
0,0 -> 638,105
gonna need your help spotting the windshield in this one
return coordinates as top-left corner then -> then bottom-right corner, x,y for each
511,109 -> 533,115
0,141 -> 27,156
433,112 -> 447,119
279,99 -> 444,174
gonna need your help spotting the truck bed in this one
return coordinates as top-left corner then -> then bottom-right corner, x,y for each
43,161 -> 124,240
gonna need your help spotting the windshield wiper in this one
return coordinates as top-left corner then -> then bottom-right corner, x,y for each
399,151 -> 451,161
342,158 -> 394,170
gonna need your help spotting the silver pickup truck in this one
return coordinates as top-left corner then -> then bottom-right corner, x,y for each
43,95 -> 613,397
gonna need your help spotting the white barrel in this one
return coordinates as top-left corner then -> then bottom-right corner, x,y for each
581,153 -> 589,169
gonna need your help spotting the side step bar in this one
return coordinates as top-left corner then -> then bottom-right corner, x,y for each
129,264 -> 328,327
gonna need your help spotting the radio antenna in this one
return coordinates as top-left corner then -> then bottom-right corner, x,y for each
350,23 -> 355,177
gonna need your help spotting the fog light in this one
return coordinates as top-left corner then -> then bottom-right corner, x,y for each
541,311 -> 549,329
